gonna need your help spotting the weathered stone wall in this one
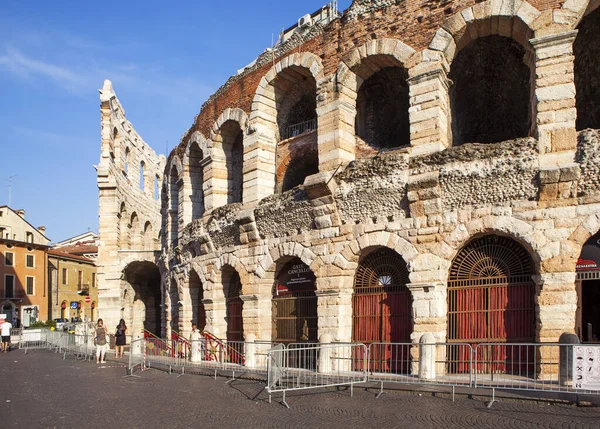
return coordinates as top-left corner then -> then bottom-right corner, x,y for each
255,189 -> 314,239
98,0 -> 600,348
96,80 -> 166,334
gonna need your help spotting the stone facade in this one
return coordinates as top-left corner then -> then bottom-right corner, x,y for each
97,0 -> 600,350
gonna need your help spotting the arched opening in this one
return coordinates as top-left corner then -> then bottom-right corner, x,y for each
219,121 -> 243,204
274,67 -> 318,193
223,266 -> 243,342
353,247 -> 412,373
355,61 -> 410,150
143,221 -> 153,250
91,301 -> 96,322
130,212 -> 141,249
110,127 -> 117,160
169,280 -> 180,334
448,235 -> 536,374
124,146 -> 130,175
168,165 -> 180,246
272,258 -> 318,344
123,261 -> 161,336
576,231 -> 600,342
575,7 -> 600,131
189,270 -> 206,331
139,161 -> 145,191
188,141 -> 205,218
118,202 -> 129,250
60,300 -> 67,319
449,35 -> 532,146
154,175 -> 160,200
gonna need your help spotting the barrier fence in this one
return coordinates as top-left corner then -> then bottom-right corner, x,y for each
12,329 -> 600,408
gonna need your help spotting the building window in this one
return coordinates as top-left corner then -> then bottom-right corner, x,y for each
26,254 -> 34,268
5,275 -> 14,298
78,271 -> 83,290
5,252 -> 14,266
92,273 -> 96,288
62,268 -> 68,285
26,232 -> 34,243
26,276 -> 34,295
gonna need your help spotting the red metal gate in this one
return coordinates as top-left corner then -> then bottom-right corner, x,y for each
352,248 -> 412,373
448,235 -> 536,374
226,272 -> 243,343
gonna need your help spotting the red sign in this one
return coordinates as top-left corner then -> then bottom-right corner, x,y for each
85,296 -> 91,303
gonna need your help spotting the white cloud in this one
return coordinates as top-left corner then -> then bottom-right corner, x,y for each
0,47 -> 86,91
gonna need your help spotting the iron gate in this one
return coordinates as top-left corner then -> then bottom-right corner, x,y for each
448,235 -> 536,374
353,248 -> 412,373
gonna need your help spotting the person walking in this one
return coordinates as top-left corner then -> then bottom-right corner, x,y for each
1,315 -> 12,353
94,318 -> 109,363
114,319 -> 127,358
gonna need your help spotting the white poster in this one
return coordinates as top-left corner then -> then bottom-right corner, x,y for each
573,345 -> 600,390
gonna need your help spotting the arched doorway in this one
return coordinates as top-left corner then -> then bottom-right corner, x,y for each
223,267 -> 243,342
448,235 -> 536,373
123,261 -> 161,337
353,248 -> 412,372
576,231 -> 600,342
189,270 -> 206,331
272,259 -> 318,344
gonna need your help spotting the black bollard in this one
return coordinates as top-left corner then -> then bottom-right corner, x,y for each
559,332 -> 579,386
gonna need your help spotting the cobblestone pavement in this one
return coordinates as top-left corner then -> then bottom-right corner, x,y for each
1,351 -> 600,429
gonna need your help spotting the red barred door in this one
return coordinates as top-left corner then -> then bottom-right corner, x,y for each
352,248 -> 412,373
448,235 -> 536,374
226,272 -> 243,342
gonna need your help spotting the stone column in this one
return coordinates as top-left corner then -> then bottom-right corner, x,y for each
243,122 -> 277,205
537,272 -> 577,342
316,286 -> 353,343
240,294 -> 259,340
531,31 -> 578,167
408,282 -> 447,375
316,89 -> 356,172
407,61 -> 451,156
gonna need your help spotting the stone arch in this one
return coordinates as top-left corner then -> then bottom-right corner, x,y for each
215,253 -> 251,291
211,108 -> 248,138
442,216 -> 537,257
428,1 -> 540,145
118,201 -> 130,250
339,230 -> 419,268
256,241 -> 318,280
211,118 -> 244,205
336,39 -> 417,152
182,134 -> 208,221
562,0 -> 600,26
248,52 -> 324,197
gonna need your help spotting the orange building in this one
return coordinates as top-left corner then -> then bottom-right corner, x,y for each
0,206 -> 50,327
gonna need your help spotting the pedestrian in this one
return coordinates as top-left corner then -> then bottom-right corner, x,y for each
1,315 -> 13,353
94,318 -> 109,364
114,319 -> 127,358
189,321 -> 202,362
13,315 -> 20,329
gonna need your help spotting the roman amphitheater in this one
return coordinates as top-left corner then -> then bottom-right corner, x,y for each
96,0 -> 600,359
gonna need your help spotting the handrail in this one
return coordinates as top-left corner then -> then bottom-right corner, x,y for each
143,329 -> 161,340
200,329 -> 245,364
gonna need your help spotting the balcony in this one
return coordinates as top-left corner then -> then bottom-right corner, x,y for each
280,118 -> 317,140
77,283 -> 90,296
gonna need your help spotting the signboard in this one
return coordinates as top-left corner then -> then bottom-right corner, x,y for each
577,233 -> 600,271
70,301 -> 78,309
275,261 -> 316,296
573,345 -> 600,390
85,296 -> 91,303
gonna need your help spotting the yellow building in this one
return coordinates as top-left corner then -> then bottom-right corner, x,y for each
48,250 -> 98,322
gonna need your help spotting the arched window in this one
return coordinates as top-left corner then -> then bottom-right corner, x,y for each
574,7 -> 600,130
124,147 -> 130,174
139,161 -> 145,192
169,165 -> 180,246
449,36 -> 532,145
355,62 -> 410,149
188,142 -> 205,217
154,175 -> 160,200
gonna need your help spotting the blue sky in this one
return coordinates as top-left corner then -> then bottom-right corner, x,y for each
0,0 -> 351,243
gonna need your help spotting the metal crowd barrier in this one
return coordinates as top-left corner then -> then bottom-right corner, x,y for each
366,342 -> 474,398
266,342 -> 368,408
125,338 -> 146,377
9,328 -> 23,350
472,342 -> 600,405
